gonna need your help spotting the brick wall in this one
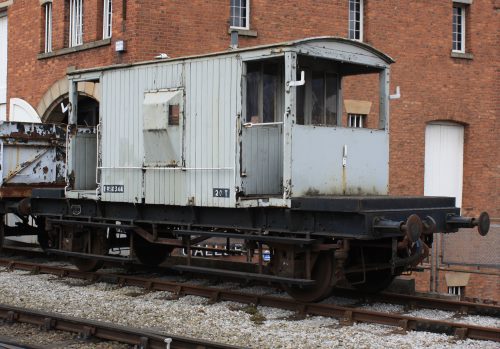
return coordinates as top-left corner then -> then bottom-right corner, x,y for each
5,1 -> 499,298
413,266 -> 499,302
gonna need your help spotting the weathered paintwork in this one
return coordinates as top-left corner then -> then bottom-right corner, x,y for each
0,122 -> 66,198
65,37 -> 393,208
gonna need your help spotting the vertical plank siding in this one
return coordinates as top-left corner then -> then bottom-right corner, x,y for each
100,57 -> 240,207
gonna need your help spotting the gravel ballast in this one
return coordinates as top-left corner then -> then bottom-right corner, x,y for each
0,268 -> 498,349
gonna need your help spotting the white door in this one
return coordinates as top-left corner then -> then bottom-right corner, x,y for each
424,123 -> 464,208
0,14 -> 7,120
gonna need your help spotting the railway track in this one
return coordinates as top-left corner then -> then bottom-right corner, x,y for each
0,257 -> 498,343
0,303 -> 244,349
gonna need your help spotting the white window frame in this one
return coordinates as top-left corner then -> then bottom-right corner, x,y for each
348,113 -> 365,128
452,3 -> 466,53
103,0 -> 112,39
448,286 -> 465,297
69,0 -> 83,47
348,0 -> 363,41
230,0 -> 250,30
44,2 -> 53,53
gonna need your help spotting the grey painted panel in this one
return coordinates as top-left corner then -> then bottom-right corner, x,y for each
241,125 -> 283,195
99,56 -> 239,207
291,126 -> 388,196
73,133 -> 97,190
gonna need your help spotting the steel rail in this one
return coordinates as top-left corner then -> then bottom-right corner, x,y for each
0,304 -> 245,349
0,258 -> 499,342
331,288 -> 500,317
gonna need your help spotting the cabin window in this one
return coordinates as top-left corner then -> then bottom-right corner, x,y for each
245,61 -> 282,123
296,70 -> 338,126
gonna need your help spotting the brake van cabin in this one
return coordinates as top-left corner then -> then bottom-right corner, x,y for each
65,37 -> 394,208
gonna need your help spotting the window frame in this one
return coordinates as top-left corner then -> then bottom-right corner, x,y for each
452,3 -> 466,53
102,0 -> 112,39
448,286 -> 465,297
230,0 -> 250,30
69,0 -> 83,47
43,2 -> 53,53
348,0 -> 363,42
348,113 -> 366,128
296,69 -> 339,127
245,60 -> 284,124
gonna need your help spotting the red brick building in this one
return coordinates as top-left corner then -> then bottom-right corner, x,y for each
0,0 -> 498,300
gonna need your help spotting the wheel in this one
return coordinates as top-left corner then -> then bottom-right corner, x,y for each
35,217 -> 50,250
275,251 -> 336,303
133,234 -> 173,266
72,231 -> 108,272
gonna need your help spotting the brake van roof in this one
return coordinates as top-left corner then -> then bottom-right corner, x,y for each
69,36 -> 394,76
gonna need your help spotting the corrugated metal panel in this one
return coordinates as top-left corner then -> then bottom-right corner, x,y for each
291,126 -> 388,196
99,57 -> 240,207
0,15 -> 7,113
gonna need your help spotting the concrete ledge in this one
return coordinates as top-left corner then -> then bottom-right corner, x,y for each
38,38 -> 111,60
451,51 -> 474,60
227,28 -> 258,37
0,1 -> 13,10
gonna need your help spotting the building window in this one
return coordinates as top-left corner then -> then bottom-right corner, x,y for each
348,0 -> 363,41
348,113 -> 365,128
452,3 -> 466,53
69,0 -> 83,47
103,0 -> 112,39
230,0 -> 249,30
43,2 -> 53,53
448,286 -> 465,297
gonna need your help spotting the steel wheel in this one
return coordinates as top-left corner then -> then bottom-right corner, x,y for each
281,252 -> 336,303
133,234 -> 173,266
73,232 -> 108,272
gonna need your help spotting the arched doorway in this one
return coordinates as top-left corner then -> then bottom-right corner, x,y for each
44,94 -> 99,126
37,79 -> 100,126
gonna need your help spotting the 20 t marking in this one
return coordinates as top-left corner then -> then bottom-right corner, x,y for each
213,188 -> 230,198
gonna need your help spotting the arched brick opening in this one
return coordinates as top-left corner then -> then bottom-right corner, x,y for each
36,78 -> 100,124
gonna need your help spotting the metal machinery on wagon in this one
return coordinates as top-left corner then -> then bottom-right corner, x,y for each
0,37 -> 490,302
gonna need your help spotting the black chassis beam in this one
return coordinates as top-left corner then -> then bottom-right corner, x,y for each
29,196 -> 461,240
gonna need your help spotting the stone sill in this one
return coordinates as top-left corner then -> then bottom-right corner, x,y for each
38,38 -> 111,60
451,51 -> 474,60
228,28 -> 258,37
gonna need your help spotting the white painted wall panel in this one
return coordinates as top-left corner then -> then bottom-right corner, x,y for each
424,123 -> 464,207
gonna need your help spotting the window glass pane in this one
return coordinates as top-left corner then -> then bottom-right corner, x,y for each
311,71 -> 325,125
263,64 -> 277,123
246,63 -> 260,122
325,73 -> 337,125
